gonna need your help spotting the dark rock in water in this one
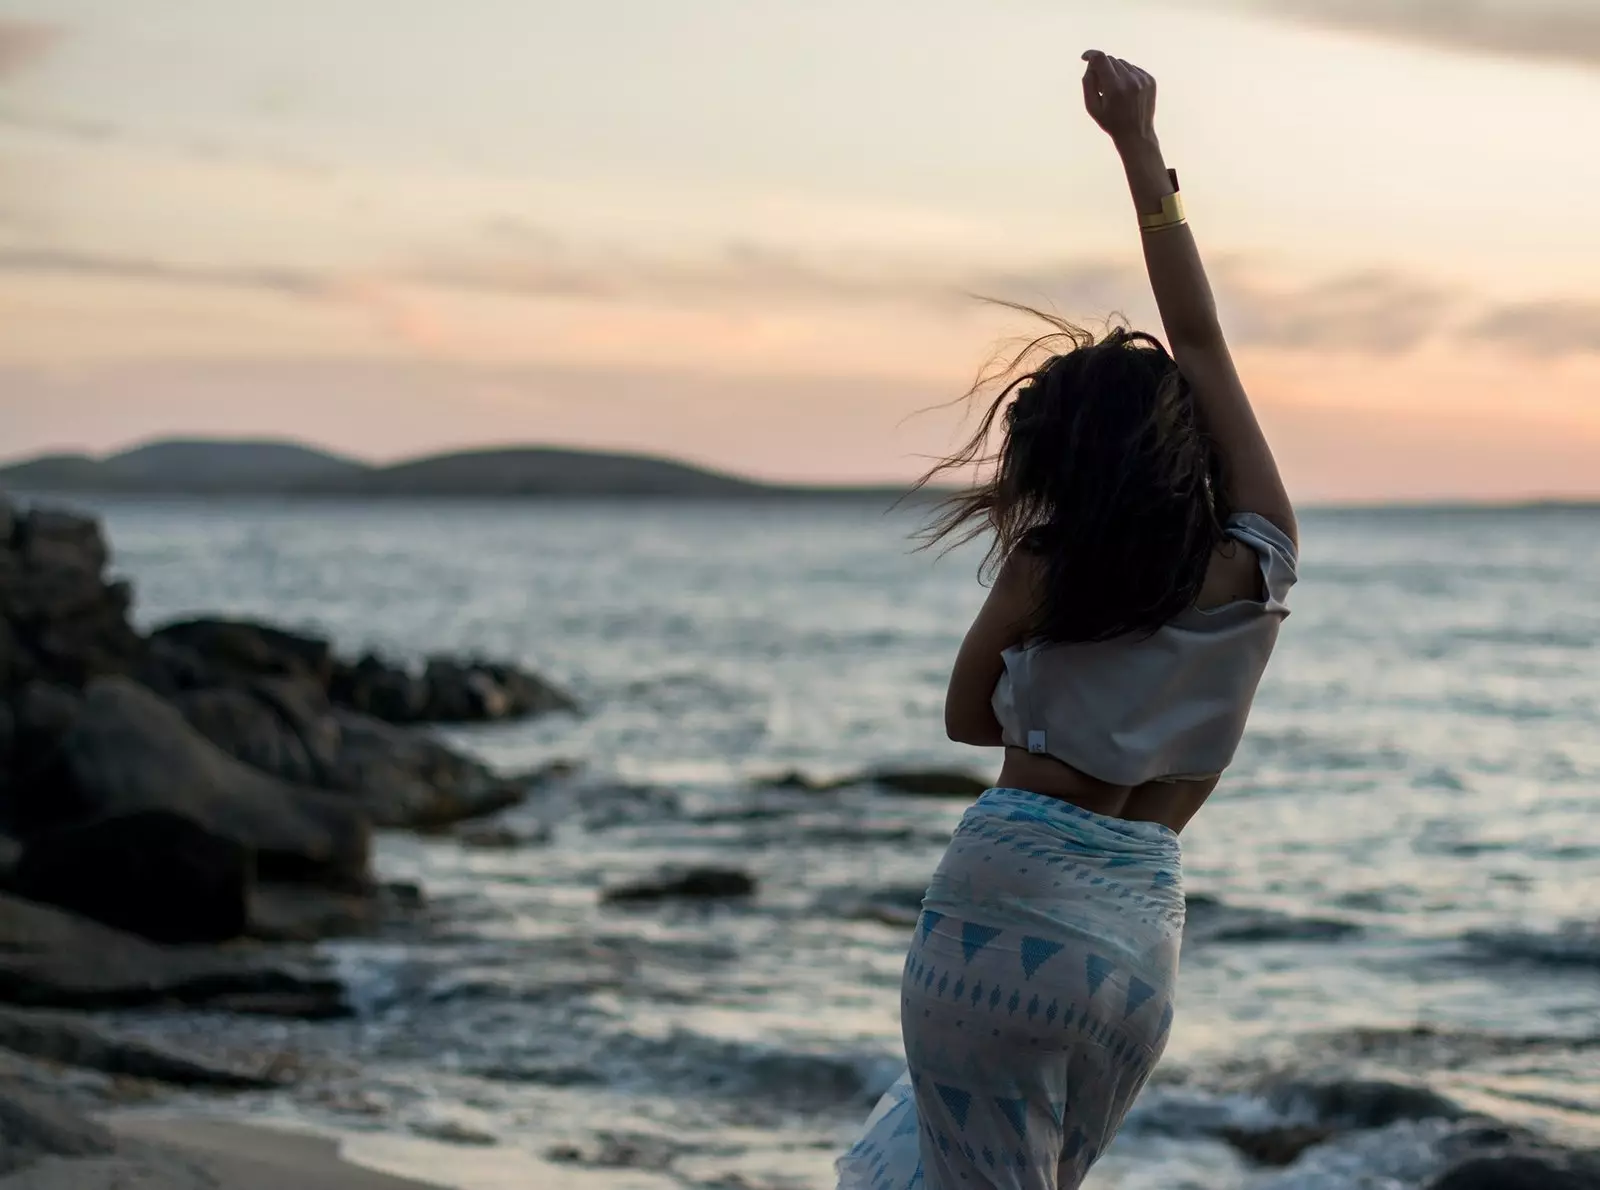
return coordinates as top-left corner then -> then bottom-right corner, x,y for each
324,708 -> 525,828
146,617 -> 335,690
757,769 -> 833,792
333,652 -> 578,725
1184,893 -> 1361,946
864,769 -> 991,797
331,652 -> 430,722
246,881 -> 412,942
12,811 -> 251,945
1220,1124 -> 1339,1167
418,655 -> 577,723
755,767 -> 990,797
410,1119 -> 498,1147
603,867 -> 758,903
456,821 -> 550,849
145,616 -> 577,727
41,677 -> 370,889
1266,1077 -> 1465,1128
0,890 -> 348,1016
0,1080 -> 115,1176
1429,1150 -> 1600,1190
0,1007 -> 278,1089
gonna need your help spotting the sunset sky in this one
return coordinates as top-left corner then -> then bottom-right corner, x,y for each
3,0 -> 1599,500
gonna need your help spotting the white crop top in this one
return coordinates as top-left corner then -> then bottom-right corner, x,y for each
990,512 -> 1297,785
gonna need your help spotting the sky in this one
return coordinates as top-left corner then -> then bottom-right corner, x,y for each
2,0 -> 1599,500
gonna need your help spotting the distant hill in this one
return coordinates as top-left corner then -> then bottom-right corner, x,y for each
0,439 -> 917,500
106,439 -> 366,488
0,440 -> 366,495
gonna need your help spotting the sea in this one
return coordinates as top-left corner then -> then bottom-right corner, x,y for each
68,497 -> 1600,1189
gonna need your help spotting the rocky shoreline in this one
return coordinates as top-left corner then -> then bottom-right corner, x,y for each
0,496 -> 579,1009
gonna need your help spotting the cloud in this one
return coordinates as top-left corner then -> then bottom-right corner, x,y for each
9,238 -> 1599,362
0,248 -> 326,296
1238,0 -> 1600,69
1217,269 -> 1455,354
0,20 -> 58,80
1467,299 -> 1600,356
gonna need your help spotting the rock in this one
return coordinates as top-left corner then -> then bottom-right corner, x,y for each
1429,1151 -> 1600,1190
170,681 -> 338,789
0,1081 -> 114,1177
456,820 -> 550,849
146,618 -> 335,689
329,653 -> 428,722
1265,1078 -> 1465,1128
1220,1124 -> 1338,1167
0,510 -> 141,691
43,677 -> 369,888
11,811 -> 251,945
14,510 -> 106,578
324,708 -> 523,828
169,679 -> 518,831
419,656 -> 576,722
603,867 -> 757,904
0,890 -> 348,1016
8,685 -> 81,791
331,653 -> 576,725
1184,893 -> 1362,946
0,1008 -> 277,1089
247,883 -> 378,943
409,1119 -> 497,1147
860,769 -> 991,798
757,769 -> 833,792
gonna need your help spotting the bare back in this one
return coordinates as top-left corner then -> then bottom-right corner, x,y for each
992,538 -> 1262,833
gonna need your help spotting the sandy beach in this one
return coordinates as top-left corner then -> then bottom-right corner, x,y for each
0,1104 -> 453,1190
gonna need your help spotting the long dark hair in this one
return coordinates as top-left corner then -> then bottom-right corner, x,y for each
916,308 -> 1231,644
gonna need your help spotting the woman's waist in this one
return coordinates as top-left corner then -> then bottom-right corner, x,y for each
996,749 -> 1215,834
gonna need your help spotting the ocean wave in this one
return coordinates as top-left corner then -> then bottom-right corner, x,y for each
1183,893 -> 1363,946
1461,922 -> 1600,971
481,1027 -> 903,1113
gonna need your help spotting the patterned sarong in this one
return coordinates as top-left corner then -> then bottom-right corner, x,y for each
836,787 -> 1185,1190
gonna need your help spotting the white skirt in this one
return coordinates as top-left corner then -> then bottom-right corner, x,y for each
836,787 -> 1186,1190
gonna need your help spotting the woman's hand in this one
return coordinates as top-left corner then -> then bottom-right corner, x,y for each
1081,50 -> 1158,148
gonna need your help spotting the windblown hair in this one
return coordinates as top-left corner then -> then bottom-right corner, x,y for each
917,308 -> 1231,644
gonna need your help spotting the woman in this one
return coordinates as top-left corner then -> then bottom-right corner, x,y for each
836,51 -> 1299,1190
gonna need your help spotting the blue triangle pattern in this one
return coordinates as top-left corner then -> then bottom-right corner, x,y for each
960,922 -> 1004,963
919,910 -> 945,942
935,1083 -> 973,1129
1125,976 -> 1157,1019
994,1097 -> 1028,1141
1019,936 -> 1065,980
1086,953 -> 1115,997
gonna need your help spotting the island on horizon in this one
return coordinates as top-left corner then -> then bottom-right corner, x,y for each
0,438 -> 934,501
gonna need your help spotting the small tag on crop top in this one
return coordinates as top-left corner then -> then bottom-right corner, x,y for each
1027,730 -> 1047,754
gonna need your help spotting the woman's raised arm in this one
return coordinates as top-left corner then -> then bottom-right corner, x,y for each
1081,50 -> 1297,545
